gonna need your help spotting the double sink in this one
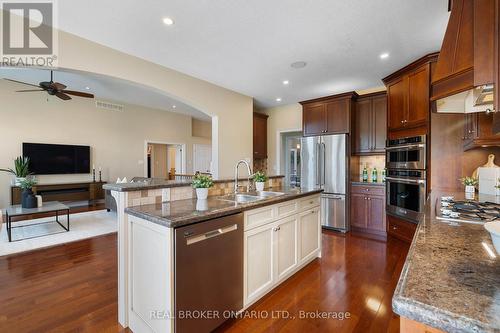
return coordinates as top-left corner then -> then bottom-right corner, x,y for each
217,191 -> 285,203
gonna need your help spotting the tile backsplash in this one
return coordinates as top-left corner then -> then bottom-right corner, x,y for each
352,155 -> 386,181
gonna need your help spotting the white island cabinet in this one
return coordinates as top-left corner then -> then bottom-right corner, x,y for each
243,194 -> 321,308
124,193 -> 321,333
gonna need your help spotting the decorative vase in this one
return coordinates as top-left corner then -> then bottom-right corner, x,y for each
21,189 -> 37,208
255,182 -> 265,191
465,185 -> 475,193
196,188 -> 209,200
196,199 -> 208,211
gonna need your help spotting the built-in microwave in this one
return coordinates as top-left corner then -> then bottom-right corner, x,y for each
386,169 -> 426,223
386,135 -> 426,170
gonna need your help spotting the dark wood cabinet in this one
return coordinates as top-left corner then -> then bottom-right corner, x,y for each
301,92 -> 357,137
302,103 -> 326,136
463,112 -> 500,150
387,78 -> 407,131
383,53 -> 438,139
386,63 -> 431,132
407,65 -> 431,128
387,215 -> 417,243
352,92 -> 387,155
253,112 -> 268,159
350,184 -> 386,236
431,0 -> 495,100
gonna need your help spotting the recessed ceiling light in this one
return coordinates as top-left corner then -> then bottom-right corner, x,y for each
276,98 -> 282,102
163,17 -> 174,26
380,52 -> 390,59
283,80 -> 289,85
85,86 -> 90,90
172,105 -> 177,108
291,61 -> 307,69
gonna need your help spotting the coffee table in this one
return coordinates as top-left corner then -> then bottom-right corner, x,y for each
5,201 -> 70,242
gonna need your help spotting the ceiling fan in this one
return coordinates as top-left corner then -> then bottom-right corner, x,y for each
4,70 -> 94,101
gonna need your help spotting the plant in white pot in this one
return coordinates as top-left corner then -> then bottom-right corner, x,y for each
253,171 -> 268,192
0,156 -> 32,185
192,174 -> 214,200
460,177 -> 478,194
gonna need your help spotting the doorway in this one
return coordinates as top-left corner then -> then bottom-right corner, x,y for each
280,132 -> 302,187
193,144 -> 212,174
146,142 -> 185,179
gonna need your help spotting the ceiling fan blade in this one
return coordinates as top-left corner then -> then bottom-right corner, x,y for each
4,78 -> 40,88
16,89 -> 44,92
55,92 -> 72,101
62,90 -> 94,98
51,82 -> 67,91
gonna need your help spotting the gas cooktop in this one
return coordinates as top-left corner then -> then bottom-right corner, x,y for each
436,197 -> 500,224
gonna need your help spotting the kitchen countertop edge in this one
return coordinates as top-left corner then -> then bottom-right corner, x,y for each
104,175 -> 285,192
125,188 -> 323,228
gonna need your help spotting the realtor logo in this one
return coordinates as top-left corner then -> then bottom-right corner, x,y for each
1,0 -> 58,67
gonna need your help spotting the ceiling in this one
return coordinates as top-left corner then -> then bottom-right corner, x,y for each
0,67 -> 211,120
56,0 -> 450,108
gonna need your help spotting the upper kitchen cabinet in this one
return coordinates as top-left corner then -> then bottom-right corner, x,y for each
301,92 -> 358,137
431,0 -> 495,101
253,112 -> 268,159
352,92 -> 387,155
383,53 -> 438,137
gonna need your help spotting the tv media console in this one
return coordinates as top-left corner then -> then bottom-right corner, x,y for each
10,181 -> 107,206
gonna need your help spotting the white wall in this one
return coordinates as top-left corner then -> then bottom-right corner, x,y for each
0,80 -> 210,207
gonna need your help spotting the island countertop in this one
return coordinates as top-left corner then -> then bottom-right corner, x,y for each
124,187 -> 323,228
392,191 -> 500,332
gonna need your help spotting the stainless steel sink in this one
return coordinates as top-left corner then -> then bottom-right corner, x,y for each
217,193 -> 263,203
255,191 -> 286,198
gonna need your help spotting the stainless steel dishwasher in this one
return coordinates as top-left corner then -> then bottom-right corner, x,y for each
174,213 -> 243,333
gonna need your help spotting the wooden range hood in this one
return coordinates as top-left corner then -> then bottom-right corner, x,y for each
431,0 -> 495,112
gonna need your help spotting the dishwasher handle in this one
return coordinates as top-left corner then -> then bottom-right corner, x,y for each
185,224 -> 238,245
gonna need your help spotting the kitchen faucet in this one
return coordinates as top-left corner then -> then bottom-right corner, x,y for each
234,160 -> 253,193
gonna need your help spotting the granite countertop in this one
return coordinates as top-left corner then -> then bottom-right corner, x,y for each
125,186 -> 322,228
351,180 -> 385,186
103,175 -> 284,192
393,191 -> 500,332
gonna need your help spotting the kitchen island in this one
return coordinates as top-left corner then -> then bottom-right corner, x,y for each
392,191 -> 500,333
109,182 -> 322,333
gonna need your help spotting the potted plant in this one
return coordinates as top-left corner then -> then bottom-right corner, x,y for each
460,177 -> 478,194
253,171 -> 268,192
192,174 -> 214,200
19,177 -> 38,208
0,156 -> 32,185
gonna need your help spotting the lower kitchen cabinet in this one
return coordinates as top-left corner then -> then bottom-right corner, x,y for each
276,217 -> 298,281
387,215 -> 417,243
298,208 -> 320,264
243,195 -> 320,307
244,222 -> 275,304
350,184 -> 386,237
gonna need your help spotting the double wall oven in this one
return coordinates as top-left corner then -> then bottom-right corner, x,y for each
386,135 -> 427,223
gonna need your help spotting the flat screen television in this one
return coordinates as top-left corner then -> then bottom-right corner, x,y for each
23,143 -> 91,175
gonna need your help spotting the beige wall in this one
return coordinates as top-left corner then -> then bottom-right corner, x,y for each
261,104 -> 303,175
0,80 -> 210,207
261,87 -> 387,175
192,118 -> 212,139
55,30 -> 253,179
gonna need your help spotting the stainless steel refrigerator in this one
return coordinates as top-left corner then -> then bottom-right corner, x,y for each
301,134 -> 348,232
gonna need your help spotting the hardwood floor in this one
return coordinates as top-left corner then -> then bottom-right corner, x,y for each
0,230 -> 409,333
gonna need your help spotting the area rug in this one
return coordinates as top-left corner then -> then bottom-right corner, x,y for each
0,210 -> 117,257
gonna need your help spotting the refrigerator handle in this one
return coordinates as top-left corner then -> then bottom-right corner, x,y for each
316,143 -> 320,185
321,142 -> 326,186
